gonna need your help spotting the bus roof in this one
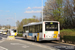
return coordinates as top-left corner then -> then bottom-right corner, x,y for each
23,21 -> 59,27
23,22 -> 42,27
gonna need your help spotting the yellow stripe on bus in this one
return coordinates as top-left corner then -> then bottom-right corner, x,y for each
53,31 -> 58,38
37,33 -> 39,41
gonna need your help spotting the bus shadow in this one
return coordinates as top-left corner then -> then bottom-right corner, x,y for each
16,37 -> 59,44
21,38 -> 56,43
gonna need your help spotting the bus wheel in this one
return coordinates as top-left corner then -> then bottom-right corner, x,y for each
25,35 -> 27,39
34,36 -> 37,42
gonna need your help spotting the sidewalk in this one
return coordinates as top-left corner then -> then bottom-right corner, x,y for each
53,41 -> 75,46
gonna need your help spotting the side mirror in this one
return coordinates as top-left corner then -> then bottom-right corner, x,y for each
26,31 -> 29,33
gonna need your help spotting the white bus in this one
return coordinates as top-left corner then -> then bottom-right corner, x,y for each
23,21 -> 60,41
7,29 -> 17,36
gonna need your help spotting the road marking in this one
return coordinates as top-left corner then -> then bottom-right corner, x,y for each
10,43 -> 29,49
10,43 -> 24,45
22,45 -> 29,48
0,46 -> 8,50
15,39 -> 60,50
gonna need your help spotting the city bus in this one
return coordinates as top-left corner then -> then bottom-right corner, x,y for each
7,29 -> 17,36
23,21 -> 60,41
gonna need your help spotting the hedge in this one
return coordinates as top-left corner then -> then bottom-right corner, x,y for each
63,36 -> 75,42
17,33 -> 23,37
60,29 -> 75,39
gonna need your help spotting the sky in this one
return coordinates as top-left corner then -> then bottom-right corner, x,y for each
0,0 -> 47,26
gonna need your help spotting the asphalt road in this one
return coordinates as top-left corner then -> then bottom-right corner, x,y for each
0,34 -> 75,50
0,33 -> 7,38
16,37 -> 75,50
0,40 -> 55,50
0,34 -> 59,50
0,33 -> 2,40
0,33 -> 7,40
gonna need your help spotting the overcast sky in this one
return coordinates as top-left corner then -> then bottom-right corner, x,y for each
0,0 -> 47,26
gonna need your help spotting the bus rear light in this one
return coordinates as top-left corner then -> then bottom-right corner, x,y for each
44,34 -> 45,38
58,34 -> 60,37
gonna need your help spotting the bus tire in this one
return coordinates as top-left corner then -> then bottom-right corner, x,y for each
34,36 -> 37,42
25,35 -> 27,39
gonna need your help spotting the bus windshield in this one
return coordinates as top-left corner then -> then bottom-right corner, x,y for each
45,22 -> 58,31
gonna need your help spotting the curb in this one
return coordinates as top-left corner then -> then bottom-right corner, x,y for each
52,41 -> 75,46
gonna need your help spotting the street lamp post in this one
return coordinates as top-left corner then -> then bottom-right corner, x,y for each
42,0 -> 43,22
15,13 -> 16,29
7,19 -> 10,36
7,19 -> 10,29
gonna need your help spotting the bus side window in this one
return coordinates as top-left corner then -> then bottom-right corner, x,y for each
39,24 -> 42,32
35,25 -> 39,33
32,25 -> 35,33
40,29 -> 42,32
25,26 -> 29,33
29,26 -> 33,33
23,27 -> 25,33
